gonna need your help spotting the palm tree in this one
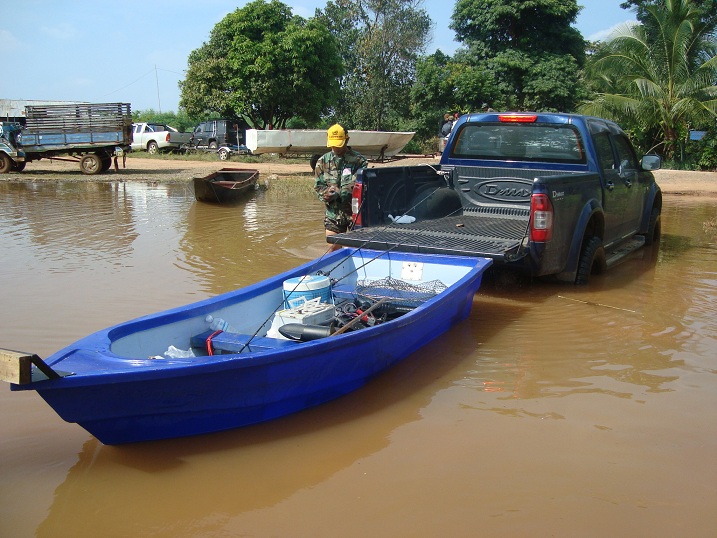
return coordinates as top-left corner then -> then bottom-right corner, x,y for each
580,0 -> 717,159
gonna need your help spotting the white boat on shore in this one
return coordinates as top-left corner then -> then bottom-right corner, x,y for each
246,129 -> 415,160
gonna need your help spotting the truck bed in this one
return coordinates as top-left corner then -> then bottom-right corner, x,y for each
329,212 -> 529,259
329,164 -> 577,260
21,103 -> 131,152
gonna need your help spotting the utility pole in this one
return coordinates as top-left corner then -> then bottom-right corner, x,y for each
155,65 -> 162,113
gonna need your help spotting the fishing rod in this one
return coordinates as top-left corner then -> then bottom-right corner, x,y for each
221,163 -> 458,354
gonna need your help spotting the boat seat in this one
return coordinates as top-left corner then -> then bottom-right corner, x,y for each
190,330 -> 300,354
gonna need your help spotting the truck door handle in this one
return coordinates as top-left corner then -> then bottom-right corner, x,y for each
606,181 -> 615,191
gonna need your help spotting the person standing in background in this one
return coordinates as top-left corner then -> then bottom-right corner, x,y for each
314,124 -> 368,251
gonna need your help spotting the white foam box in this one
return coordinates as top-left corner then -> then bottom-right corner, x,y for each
267,300 -> 335,339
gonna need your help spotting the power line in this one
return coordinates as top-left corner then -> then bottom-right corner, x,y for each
102,69 -> 155,97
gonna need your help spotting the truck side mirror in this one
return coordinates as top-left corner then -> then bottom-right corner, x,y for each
641,154 -> 661,171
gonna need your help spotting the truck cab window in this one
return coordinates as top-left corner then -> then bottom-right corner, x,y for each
613,135 -> 639,171
593,133 -> 616,171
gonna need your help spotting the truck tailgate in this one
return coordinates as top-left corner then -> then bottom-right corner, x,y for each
330,213 -> 528,259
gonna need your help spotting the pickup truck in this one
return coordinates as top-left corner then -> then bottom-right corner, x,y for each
131,122 -> 193,154
329,112 -> 662,284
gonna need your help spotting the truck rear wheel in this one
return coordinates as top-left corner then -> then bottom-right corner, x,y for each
575,236 -> 606,285
147,141 -> 159,154
310,154 -> 321,171
100,155 -> 113,172
12,161 -> 26,172
80,153 -> 103,175
0,153 -> 12,174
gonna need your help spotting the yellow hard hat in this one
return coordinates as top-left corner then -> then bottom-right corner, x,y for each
327,123 -> 348,147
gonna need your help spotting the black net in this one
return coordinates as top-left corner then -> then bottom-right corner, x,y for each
355,277 -> 447,307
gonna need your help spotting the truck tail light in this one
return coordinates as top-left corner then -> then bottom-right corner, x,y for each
530,193 -> 553,241
499,114 -> 538,123
166,133 -> 171,142
351,180 -> 363,227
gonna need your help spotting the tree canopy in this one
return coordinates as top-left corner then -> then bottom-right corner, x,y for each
316,0 -> 432,131
581,0 -> 717,159
449,0 -> 586,111
179,0 -> 342,129
620,0 -> 717,30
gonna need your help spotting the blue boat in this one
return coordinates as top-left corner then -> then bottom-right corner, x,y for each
4,249 -> 491,444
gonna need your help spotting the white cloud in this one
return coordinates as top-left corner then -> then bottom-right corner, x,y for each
40,23 -> 77,40
588,20 -> 638,42
0,29 -> 22,49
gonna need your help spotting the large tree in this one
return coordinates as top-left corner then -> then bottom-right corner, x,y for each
581,0 -> 717,159
409,49 -> 499,138
179,0 -> 342,128
621,0 -> 717,30
450,0 -> 587,111
316,0 -> 432,130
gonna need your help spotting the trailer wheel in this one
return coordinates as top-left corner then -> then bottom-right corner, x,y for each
147,141 -> 159,155
0,153 -> 12,174
80,153 -> 103,175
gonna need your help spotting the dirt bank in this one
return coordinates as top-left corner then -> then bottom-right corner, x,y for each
3,155 -> 716,196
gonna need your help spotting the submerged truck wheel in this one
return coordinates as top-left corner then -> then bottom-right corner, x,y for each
575,236 -> 606,285
80,153 -> 103,175
644,207 -> 661,246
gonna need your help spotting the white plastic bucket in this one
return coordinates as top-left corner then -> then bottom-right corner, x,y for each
282,275 -> 332,308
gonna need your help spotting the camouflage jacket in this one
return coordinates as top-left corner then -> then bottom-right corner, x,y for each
314,148 -> 368,225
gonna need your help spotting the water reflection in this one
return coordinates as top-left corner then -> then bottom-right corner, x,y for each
35,326 -> 473,537
453,199 -> 717,409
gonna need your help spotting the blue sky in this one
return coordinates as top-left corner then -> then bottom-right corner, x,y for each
3,0 -> 637,113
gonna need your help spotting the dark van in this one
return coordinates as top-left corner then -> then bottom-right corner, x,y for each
192,120 -> 241,149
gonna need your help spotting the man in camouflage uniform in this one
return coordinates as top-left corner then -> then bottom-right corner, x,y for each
314,124 -> 368,251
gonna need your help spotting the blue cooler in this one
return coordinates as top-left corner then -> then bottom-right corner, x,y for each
283,275 -> 332,308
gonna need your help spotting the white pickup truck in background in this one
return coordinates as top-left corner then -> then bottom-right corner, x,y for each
131,123 -> 193,154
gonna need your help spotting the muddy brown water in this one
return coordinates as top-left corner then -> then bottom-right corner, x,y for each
0,181 -> 715,537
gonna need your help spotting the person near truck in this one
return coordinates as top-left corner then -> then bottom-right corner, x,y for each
439,113 -> 453,138
314,124 -> 368,251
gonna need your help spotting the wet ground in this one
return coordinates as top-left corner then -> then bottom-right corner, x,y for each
0,180 -> 715,537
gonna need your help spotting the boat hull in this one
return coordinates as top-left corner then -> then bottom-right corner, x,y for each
193,168 -> 258,204
13,249 -> 491,444
245,129 -> 415,159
